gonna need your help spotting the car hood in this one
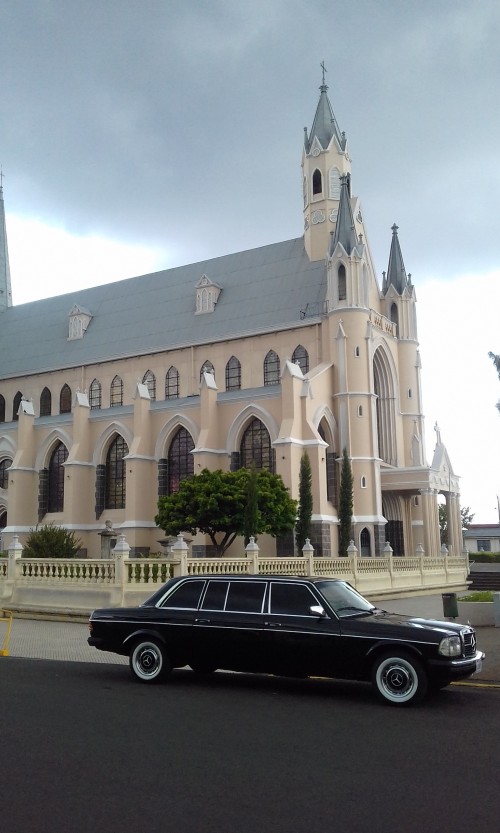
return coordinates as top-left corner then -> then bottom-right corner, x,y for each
340,610 -> 470,639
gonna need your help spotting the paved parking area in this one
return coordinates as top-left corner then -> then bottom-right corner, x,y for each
0,617 -> 127,664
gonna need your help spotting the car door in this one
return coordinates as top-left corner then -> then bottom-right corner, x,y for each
263,581 -> 342,677
192,579 -> 268,672
153,578 -> 207,665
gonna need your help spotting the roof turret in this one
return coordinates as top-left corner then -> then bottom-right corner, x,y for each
329,175 -> 357,256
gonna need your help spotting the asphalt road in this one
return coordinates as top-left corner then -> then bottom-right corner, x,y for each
1,658 -> 499,833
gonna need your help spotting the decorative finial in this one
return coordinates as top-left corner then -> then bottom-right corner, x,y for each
320,60 -> 327,86
391,223 -> 399,234
0,167 -> 4,194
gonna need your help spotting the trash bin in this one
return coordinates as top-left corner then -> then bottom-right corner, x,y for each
442,592 -> 458,618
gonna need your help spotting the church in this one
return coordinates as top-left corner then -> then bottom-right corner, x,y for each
0,76 -> 462,560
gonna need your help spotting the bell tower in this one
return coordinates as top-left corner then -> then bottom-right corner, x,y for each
302,66 -> 352,262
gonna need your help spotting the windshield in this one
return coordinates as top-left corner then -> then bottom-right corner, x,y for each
315,580 -> 375,617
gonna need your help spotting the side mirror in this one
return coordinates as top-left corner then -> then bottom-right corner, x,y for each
310,604 -> 327,618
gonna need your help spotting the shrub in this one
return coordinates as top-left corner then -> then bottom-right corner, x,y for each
23,524 -> 82,559
459,591 -> 494,603
470,552 -> 500,563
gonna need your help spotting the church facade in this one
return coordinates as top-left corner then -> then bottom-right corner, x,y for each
0,79 -> 462,559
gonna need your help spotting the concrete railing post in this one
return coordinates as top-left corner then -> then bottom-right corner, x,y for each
8,535 -> 23,581
113,533 -> 131,593
383,541 -> 394,585
245,536 -> 260,574
171,534 -> 189,577
347,540 -> 358,585
302,538 -> 314,576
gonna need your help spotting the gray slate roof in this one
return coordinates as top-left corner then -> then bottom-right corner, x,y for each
0,237 -> 327,378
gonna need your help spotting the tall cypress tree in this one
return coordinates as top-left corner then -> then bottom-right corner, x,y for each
295,453 -> 313,552
243,465 -> 259,546
338,448 -> 353,556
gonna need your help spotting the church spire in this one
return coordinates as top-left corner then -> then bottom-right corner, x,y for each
383,223 -> 409,295
0,173 -> 13,311
302,65 -> 351,262
305,63 -> 346,153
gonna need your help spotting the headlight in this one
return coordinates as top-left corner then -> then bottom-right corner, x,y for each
439,636 -> 462,657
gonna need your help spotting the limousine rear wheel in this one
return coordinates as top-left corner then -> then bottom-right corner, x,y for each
371,651 -> 427,706
130,638 -> 171,683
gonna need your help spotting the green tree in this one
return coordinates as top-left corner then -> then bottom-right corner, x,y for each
439,504 -> 475,545
488,351 -> 500,413
23,524 -> 82,558
243,464 -> 259,546
295,453 -> 313,552
155,468 -> 297,556
338,448 -> 353,557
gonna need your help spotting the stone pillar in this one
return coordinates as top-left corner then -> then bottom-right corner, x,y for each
8,400 -> 38,533
420,488 -> 440,557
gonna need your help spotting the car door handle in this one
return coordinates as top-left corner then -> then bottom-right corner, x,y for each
195,618 -> 211,624
265,622 -> 282,628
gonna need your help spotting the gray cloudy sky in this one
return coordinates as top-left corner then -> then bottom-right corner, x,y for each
1,0 -> 500,522
2,0 -> 499,277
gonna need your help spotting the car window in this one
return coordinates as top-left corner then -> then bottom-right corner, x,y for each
225,581 -> 266,613
270,583 -> 318,616
201,580 -> 229,611
160,580 -> 205,609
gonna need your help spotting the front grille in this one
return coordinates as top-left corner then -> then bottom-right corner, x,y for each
461,629 -> 477,658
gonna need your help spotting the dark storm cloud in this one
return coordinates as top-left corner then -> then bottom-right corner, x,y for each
1,0 -> 499,280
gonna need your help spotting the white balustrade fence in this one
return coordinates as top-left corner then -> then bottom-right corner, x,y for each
0,535 -> 470,615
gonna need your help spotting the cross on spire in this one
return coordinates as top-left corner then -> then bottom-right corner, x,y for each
320,60 -> 327,86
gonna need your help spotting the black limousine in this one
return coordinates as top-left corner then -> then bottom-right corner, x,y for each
88,575 -> 484,705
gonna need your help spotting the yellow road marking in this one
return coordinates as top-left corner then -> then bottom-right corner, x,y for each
451,681 -> 500,689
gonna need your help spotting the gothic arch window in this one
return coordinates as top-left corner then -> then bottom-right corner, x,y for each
373,347 -> 397,466
264,350 -> 280,386
390,302 -> 399,336
360,527 -> 371,556
142,370 -> 156,400
292,345 -> 309,374
240,418 -> 274,472
165,367 -> 180,399
89,379 -> 102,410
60,384 -> 72,414
13,392 -> 22,421
319,420 -> 337,505
200,360 -> 215,382
48,442 -> 68,513
0,395 -> 5,423
225,356 -> 241,391
110,375 -> 124,407
338,264 -> 347,301
0,459 -> 12,490
312,168 -> 322,197
40,387 -> 52,417
167,427 -> 194,494
0,510 -> 6,534
105,435 -> 129,509
328,167 -> 340,199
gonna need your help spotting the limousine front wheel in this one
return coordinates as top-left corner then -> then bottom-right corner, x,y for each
371,651 -> 427,705
130,638 -> 170,683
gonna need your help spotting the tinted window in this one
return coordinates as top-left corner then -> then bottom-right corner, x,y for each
202,581 -> 229,611
270,583 -> 318,616
161,580 -> 205,609
225,582 -> 266,613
